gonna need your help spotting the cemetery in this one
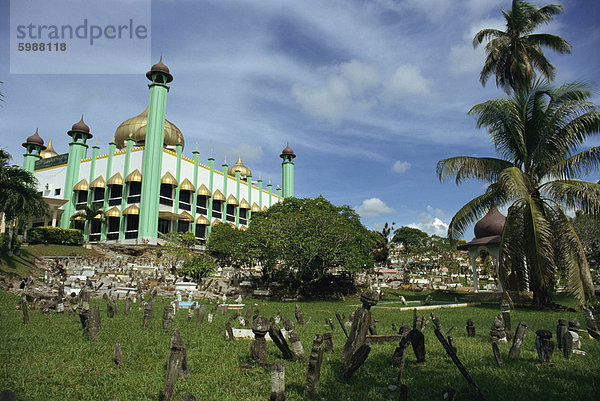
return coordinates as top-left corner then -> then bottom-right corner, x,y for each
0,250 -> 598,400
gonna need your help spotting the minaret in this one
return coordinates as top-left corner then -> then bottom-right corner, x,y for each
138,57 -> 173,243
21,129 -> 46,173
280,143 -> 296,198
60,116 -> 93,228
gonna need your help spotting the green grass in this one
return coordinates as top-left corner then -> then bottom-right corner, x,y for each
0,244 -> 99,277
0,289 -> 598,401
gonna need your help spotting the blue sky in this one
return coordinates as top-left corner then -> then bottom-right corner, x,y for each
1,0 -> 599,238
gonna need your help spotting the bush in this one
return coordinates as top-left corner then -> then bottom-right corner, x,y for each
178,254 -> 217,282
0,233 -> 21,252
27,227 -> 83,245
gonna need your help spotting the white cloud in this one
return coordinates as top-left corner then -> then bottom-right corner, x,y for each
408,210 -> 449,236
426,205 -> 445,218
386,64 -> 432,97
392,160 -> 411,173
356,198 -> 395,218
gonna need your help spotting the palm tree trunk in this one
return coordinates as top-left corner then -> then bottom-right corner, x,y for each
7,219 -> 14,256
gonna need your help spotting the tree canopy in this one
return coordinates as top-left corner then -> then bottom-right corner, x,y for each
392,226 -> 429,252
437,81 -> 600,307
473,0 -> 571,92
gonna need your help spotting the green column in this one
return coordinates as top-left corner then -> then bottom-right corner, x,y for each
101,140 -> 117,240
191,149 -> 199,235
221,161 -> 228,223
172,144 -> 183,232
139,60 -> 172,242
267,181 -> 273,207
119,138 -> 134,240
21,137 -> 43,173
280,146 -> 296,198
276,185 -> 281,203
84,144 -> 100,241
235,171 -> 241,227
60,119 -> 92,228
206,157 -> 215,237
257,178 -> 263,209
246,175 -> 252,222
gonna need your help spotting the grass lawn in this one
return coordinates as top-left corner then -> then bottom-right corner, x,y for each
0,289 -> 598,401
0,244 -> 99,277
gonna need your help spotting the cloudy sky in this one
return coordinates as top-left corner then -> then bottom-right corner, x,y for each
1,0 -> 599,238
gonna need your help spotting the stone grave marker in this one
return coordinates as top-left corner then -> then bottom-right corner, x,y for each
289,330 -> 307,362
20,295 -> 28,324
114,342 -> 122,365
88,306 -> 101,342
500,299 -> 513,339
563,330 -> 574,359
584,308 -> 598,331
490,329 -> 502,367
466,319 -> 476,337
142,302 -> 153,329
335,312 -> 348,338
124,297 -> 131,317
556,319 -> 568,350
250,317 -> 270,364
282,317 -> 295,332
326,317 -> 335,332
112,298 -> 119,315
409,329 -> 425,363
182,393 -> 197,401
107,301 -> 115,318
163,328 -> 190,401
270,361 -> 285,401
196,304 -> 207,324
301,316 -> 312,334
323,332 -> 334,352
295,304 -> 305,325
269,321 -> 294,360
226,322 -> 235,341
508,322 -> 528,360
341,290 -> 378,379
0,390 -> 17,401
162,304 -> 175,332
392,331 -> 411,383
305,334 -> 324,399
535,330 -> 554,364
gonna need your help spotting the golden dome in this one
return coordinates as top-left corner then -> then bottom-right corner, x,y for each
113,107 -> 184,150
227,155 -> 252,179
40,139 -> 59,159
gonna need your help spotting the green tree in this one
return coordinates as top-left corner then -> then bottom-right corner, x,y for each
473,0 -> 572,93
206,222 -> 248,267
392,226 -> 429,253
71,203 -> 103,243
245,196 -> 375,288
0,150 -> 48,255
159,231 -> 198,272
371,222 -> 395,267
437,81 -> 599,307
178,253 -> 216,281
571,210 -> 600,271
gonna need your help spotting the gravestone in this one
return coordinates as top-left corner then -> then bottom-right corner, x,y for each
163,304 -> 175,332
500,300 -> 513,339
282,317 -> 295,332
163,328 -> 190,401
124,298 -> 131,317
535,330 -> 554,364
142,302 -> 153,329
305,334 -> 324,399
490,315 -> 507,343
112,298 -> 119,315
269,321 -> 294,360
424,295 -> 432,306
88,306 -> 101,342
289,330 -> 307,362
182,393 -> 197,401
275,309 -> 282,325
250,317 -> 270,364
114,342 -> 122,365
335,312 -> 348,338
326,317 -> 335,332
107,301 -> 115,318
295,304 -> 305,325
301,316 -> 312,334
270,361 -> 285,401
244,305 -> 254,326
323,332 -> 334,352
409,329 -> 425,363
392,331 -> 411,383
556,319 -> 568,350
399,295 -> 407,306
563,330 -> 574,359
490,329 -> 502,367
508,322 -> 528,360
188,303 -> 195,321
20,295 -> 28,324
226,322 -> 235,341
253,308 -> 260,321
0,390 -> 17,401
584,308 -> 598,331
341,290 -> 378,379
196,304 -> 207,324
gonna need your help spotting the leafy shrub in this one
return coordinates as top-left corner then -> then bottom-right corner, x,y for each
27,227 -> 83,245
178,254 -> 216,281
0,233 -> 21,252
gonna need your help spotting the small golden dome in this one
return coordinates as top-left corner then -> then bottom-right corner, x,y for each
113,107 -> 184,150
40,138 -> 59,158
227,155 -> 252,179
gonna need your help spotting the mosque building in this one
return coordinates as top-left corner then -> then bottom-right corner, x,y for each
20,58 -> 296,244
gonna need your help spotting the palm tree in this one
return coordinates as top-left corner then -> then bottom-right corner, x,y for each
0,150 -> 48,254
72,204 -> 104,243
437,81 -> 600,307
473,0 -> 572,93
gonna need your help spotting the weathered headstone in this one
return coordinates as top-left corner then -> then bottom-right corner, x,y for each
424,295 -> 432,306
114,342 -> 122,365
112,298 -> 119,315
335,312 -> 348,338
123,297 -> 131,317
163,304 -> 175,332
441,388 -> 456,401
163,328 -> 190,401
535,329 -> 554,364
195,304 -> 207,324
369,319 -> 378,335
20,295 -> 29,324
142,302 -> 153,329
295,304 -> 305,326
305,334 -> 324,399
270,361 -> 285,401
275,309 -> 282,325
392,331 -> 411,383
188,303 -> 195,321
399,295 -> 407,306
323,332 -> 334,352
181,393 -> 197,401
490,329 -> 502,367
341,290 -> 378,379
250,317 -> 270,364
269,321 -> 294,360
226,322 -> 235,341
409,329 -> 425,363
244,305 -> 254,326
556,319 -> 568,350
0,390 -> 17,401
88,306 -> 101,342
584,308 -> 598,331
490,315 -> 507,343
562,330 -> 574,359
289,330 -> 307,362
500,300 -> 513,339
508,322 -> 528,360
326,317 -> 335,332
107,301 -> 115,318
301,316 -> 312,334
282,317 -> 295,332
